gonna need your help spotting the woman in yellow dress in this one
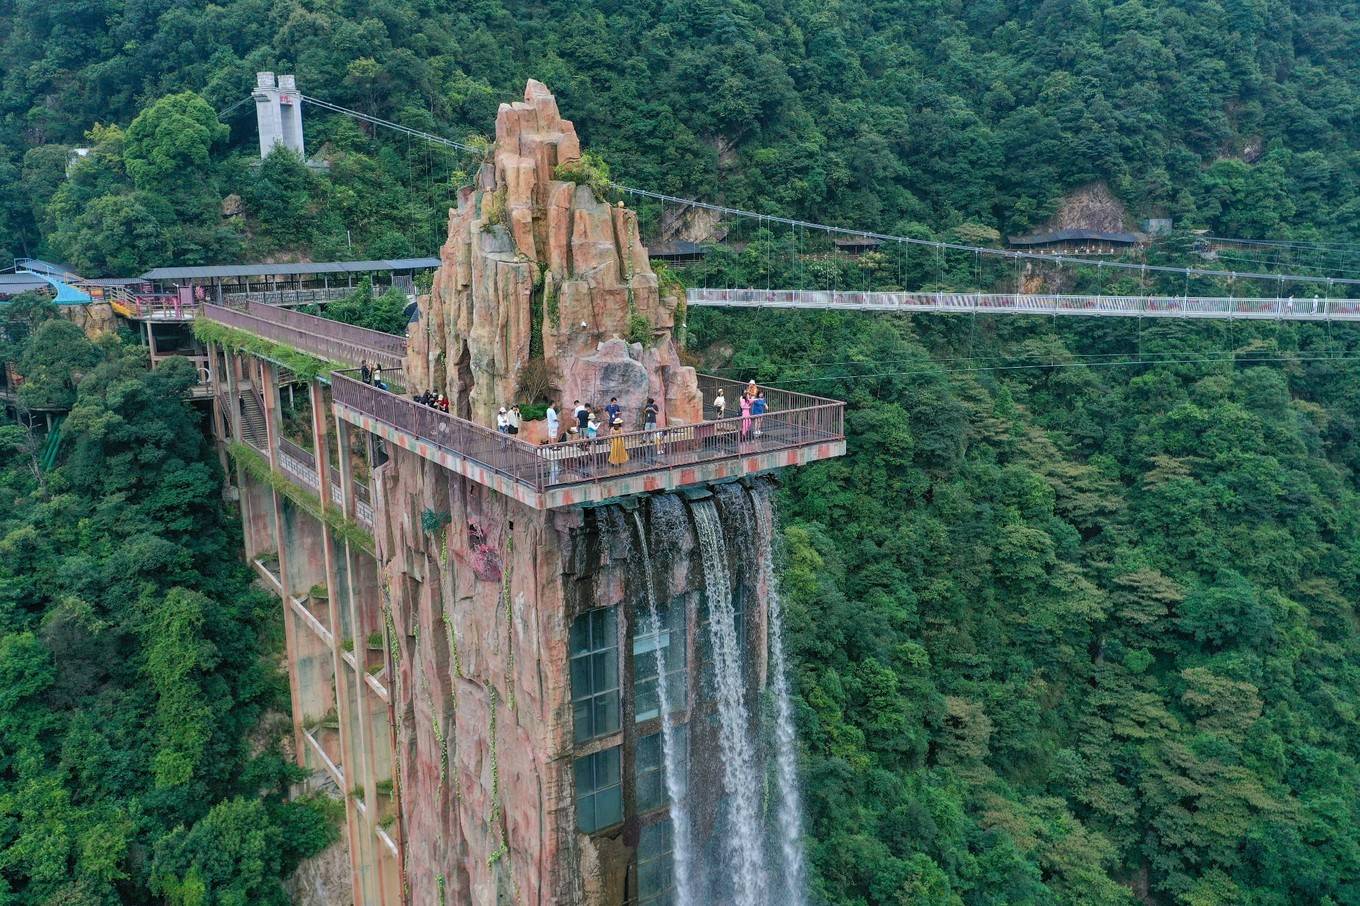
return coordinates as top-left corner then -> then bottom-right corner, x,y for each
608,418 -> 630,466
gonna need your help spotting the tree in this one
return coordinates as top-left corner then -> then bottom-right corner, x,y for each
15,318 -> 101,409
123,92 -> 227,193
57,192 -> 170,276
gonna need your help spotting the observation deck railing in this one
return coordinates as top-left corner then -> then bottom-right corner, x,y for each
201,303 -> 407,375
106,290 -> 197,321
688,288 -> 1360,321
331,372 -> 845,508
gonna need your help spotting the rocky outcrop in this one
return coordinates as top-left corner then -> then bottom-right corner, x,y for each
284,836 -> 353,906
1050,182 -> 1130,233
411,80 -> 700,429
60,302 -> 117,339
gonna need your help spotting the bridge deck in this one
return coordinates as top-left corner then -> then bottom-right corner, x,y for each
689,289 -> 1360,321
202,303 -> 407,375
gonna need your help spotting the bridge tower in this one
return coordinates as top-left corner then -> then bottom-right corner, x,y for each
253,71 -> 305,160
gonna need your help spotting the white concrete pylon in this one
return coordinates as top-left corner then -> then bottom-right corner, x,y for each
253,72 -> 305,160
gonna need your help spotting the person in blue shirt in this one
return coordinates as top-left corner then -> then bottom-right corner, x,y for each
751,390 -> 768,436
605,397 -> 622,425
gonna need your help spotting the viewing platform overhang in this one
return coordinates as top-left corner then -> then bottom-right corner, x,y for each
200,300 -> 846,508
331,374 -> 845,510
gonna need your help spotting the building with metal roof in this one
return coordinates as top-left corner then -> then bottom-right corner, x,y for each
140,258 -> 440,280
140,257 -> 441,307
1006,229 -> 1145,256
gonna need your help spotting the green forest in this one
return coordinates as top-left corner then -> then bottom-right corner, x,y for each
5,0 -> 1360,904
2,0 -> 1360,274
0,297 -> 335,904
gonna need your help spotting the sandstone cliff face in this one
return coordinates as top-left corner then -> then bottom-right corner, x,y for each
375,452 -> 776,905
411,80 -> 700,429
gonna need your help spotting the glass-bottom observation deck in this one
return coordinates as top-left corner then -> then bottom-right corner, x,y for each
330,374 -> 845,510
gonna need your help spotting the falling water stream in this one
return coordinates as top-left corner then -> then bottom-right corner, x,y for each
631,509 -> 694,906
754,487 -> 808,905
692,498 -> 769,906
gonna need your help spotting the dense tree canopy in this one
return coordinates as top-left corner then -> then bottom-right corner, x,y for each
2,0 -> 1359,272
688,301 -> 1360,905
0,304 -> 334,903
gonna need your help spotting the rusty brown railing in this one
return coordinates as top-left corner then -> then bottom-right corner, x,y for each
238,302 -> 408,357
202,304 -> 406,375
331,373 -> 844,494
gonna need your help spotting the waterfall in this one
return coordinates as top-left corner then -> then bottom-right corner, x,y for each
692,498 -> 769,906
631,509 -> 694,906
753,486 -> 807,905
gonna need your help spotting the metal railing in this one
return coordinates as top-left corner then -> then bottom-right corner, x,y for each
104,288 -> 196,320
689,288 -> 1360,320
276,436 -> 375,529
331,372 -> 844,494
201,303 -> 407,375
236,303 -> 409,356
223,287 -> 357,308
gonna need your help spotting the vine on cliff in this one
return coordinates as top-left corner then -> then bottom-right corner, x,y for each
499,533 -> 517,714
226,441 -> 374,550
194,320 -> 340,383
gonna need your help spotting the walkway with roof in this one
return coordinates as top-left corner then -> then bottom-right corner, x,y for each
687,288 -> 1360,321
143,258 -> 439,307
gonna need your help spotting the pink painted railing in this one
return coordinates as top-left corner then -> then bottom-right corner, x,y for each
237,302 -> 408,357
202,304 -> 407,374
331,373 -> 844,493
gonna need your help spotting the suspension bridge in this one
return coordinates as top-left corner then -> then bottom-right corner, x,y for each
685,289 -> 1360,320
214,88 -> 1360,326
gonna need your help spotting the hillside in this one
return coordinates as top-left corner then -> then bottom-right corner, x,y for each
3,0 -> 1360,272
4,2 -> 1360,905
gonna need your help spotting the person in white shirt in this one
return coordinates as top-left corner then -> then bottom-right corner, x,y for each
546,402 -> 559,441
496,407 -> 509,433
713,389 -> 726,420
508,405 -> 521,435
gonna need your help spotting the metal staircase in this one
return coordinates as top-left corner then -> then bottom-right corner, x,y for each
239,390 -> 269,450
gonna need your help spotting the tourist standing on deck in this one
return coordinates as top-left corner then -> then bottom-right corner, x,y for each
546,402 -> 559,441
713,388 -> 726,420
574,400 -> 588,433
586,410 -> 600,438
605,397 -> 622,425
497,407 -> 509,433
508,405 -> 521,436
751,390 -> 767,436
608,419 -> 629,466
740,392 -> 752,439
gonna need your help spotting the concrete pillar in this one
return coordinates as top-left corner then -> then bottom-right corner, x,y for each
253,72 -> 305,160
223,350 -> 243,441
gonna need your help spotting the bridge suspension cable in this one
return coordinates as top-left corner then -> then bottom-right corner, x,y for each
230,93 -> 1360,291
617,185 -> 1360,288
299,95 -> 486,156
